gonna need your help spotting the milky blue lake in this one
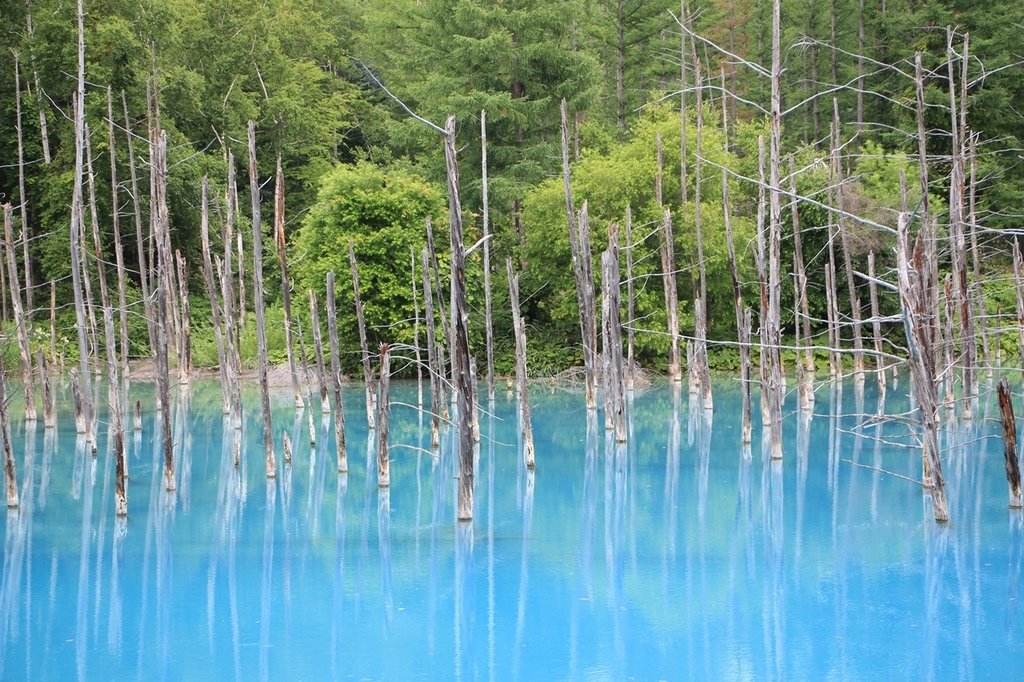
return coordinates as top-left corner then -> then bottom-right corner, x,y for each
1,374 -> 1022,680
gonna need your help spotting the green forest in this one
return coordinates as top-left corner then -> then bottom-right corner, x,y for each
1,0 -> 1022,377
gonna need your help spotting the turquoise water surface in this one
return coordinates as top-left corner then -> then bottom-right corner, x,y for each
1,375 -> 1022,680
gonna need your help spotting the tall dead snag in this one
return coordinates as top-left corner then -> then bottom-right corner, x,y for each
24,6 -> 49,164
348,242 -> 376,429
199,177 -> 229,409
967,133 -> 990,376
0,361 -> 18,508
308,290 -> 330,413
275,157 -> 303,410
121,90 -> 155,354
175,251 -> 191,385
153,131 -> 174,490
3,204 -> 36,422
660,208 -> 681,382
507,259 -> 535,468
37,351 -> 54,429
13,52 -> 32,317
247,121 -> 276,479
755,137 -> 770,426
602,224 -> 627,443
69,0 -> 93,448
788,157 -> 814,407
444,116 -> 477,521
481,110 -> 495,403
689,17 -> 711,411
678,0 -> 689,205
624,205 -> 636,392
895,215 -> 949,523
220,154 -> 243,420
765,0 -> 784,460
410,247 -> 423,407
914,54 -> 939,370
997,379 -> 1022,509
867,251 -> 886,395
422,248 -> 441,449
561,99 -> 598,407
377,344 -> 392,487
325,274 -> 348,473
106,89 -> 130,377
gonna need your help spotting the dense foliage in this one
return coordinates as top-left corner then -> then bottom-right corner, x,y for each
0,0 -> 1021,375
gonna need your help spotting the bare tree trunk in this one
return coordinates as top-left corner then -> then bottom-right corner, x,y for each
856,0 -> 865,131
422,248 -> 442,449
481,110 -> 495,402
175,251 -> 191,385
661,209 -> 681,382
766,0 -> 785,460
561,100 -> 598,408
832,100 -> 865,377
690,34 -> 711,410
309,290 -> 330,413
722,169 -> 752,443
444,117 -> 477,521
867,251 -> 886,395
997,379 -> 1022,508
679,0 -> 689,204
967,134 -> 990,376
275,157 -> 303,410
624,205 -> 636,391
1013,242 -> 1024,376
3,205 -> 36,421
507,259 -> 535,467
325,273 -> 348,473
602,223 -> 627,442
247,121 -> 276,479
37,350 -> 54,429
24,4 -> 49,164
895,215 -> 948,523
152,131 -> 174,489
755,136 -> 770,426
0,361 -> 18,508
13,53 -> 32,317
377,344 -> 391,487
348,242 -> 376,428
788,156 -> 814,406
411,247 -> 423,407
220,154 -> 242,421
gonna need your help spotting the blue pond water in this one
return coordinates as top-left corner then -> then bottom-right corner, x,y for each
1,375 -> 1023,680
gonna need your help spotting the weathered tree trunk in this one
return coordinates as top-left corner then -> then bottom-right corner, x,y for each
422,248 -> 442,449
689,35 -> 711,411
561,100 -> 598,408
679,0 -> 689,204
377,344 -> 392,487
152,131 -> 174,490
867,251 -> 887,395
105,89 -> 131,378
48,280 -> 56,365
481,110 -> 495,402
13,53 -> 32,317
0,361 -> 18,508
624,205 -> 636,392
325,273 -> 348,474
722,169 -> 752,442
348,242 -> 376,428
175,250 -> 191,385
755,137 -> 770,427
309,290 -> 330,413
914,54 -> 939,372
766,0 -> 785,459
1014,241 -> 1024,376
832,100 -> 865,378
37,350 -> 54,429
3,205 -> 36,422
444,117 -> 477,521
247,121 -> 276,479
788,156 -> 814,406
275,157 -> 303,410
602,224 -> 627,443
997,379 -> 1022,509
24,6 -> 50,164
660,208 -> 681,382
895,215 -> 949,523
507,259 -> 535,468
967,134 -> 990,377
410,247 -> 423,407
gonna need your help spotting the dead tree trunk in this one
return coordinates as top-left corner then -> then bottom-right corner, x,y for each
624,205 -> 636,391
247,121 -> 276,479
660,208 -> 682,382
411,247 -> 423,407
722,171 -> 752,443
507,258 -> 535,468
561,100 -> 598,408
13,53 -> 32,318
325,273 -> 348,474
867,251 -> 886,395
1013,242 -> 1024,375
275,157 -> 303,410
602,224 -> 627,443
481,110 -> 495,402
444,117 -> 477,521
895,215 -> 949,523
0,361 -> 18,508
689,19 -> 711,410
309,290 -> 330,413
788,156 -> 814,406
175,250 -> 191,385
832,100 -> 865,378
766,0 -> 785,460
348,242 -> 376,429
422,248 -> 442,449
3,204 -> 36,422
679,0 -> 689,204
377,344 -> 391,487
153,131 -> 174,490
24,6 -> 49,164
106,88 -> 131,377
997,379 -> 1022,509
